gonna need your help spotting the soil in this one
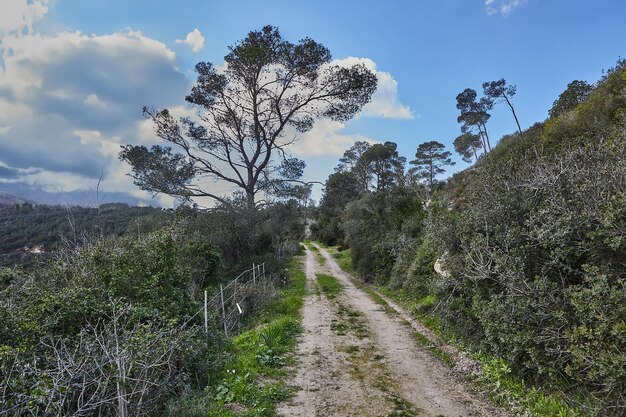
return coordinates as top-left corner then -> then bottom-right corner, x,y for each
278,245 -> 511,417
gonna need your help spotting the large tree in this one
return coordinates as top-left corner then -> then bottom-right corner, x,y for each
456,88 -> 492,152
409,141 -> 454,198
120,26 -> 377,207
358,141 -> 406,192
335,140 -> 372,192
453,132 -> 482,163
483,78 -> 523,138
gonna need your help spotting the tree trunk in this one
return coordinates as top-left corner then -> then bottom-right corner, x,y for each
246,190 -> 256,210
504,95 -> 524,138
481,124 -> 492,151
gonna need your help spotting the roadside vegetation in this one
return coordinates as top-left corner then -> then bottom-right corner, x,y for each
312,60 -> 626,416
167,257 -> 307,417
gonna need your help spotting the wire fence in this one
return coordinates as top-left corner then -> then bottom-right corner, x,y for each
203,262 -> 266,337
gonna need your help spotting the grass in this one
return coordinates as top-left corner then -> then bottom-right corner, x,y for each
315,273 -> 342,298
303,240 -> 326,265
328,245 -> 581,417
167,256 -> 307,417
329,247 -> 358,276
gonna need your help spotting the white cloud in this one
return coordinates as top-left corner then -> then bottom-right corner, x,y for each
73,130 -> 121,157
0,0 -> 49,35
175,28 -> 205,52
0,26 -> 190,206
290,119 -> 378,157
331,57 -> 414,120
485,0 -> 528,16
84,93 -> 108,109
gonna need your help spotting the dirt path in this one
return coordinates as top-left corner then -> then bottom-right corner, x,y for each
278,246 -> 508,417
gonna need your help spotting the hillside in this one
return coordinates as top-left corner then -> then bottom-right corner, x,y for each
0,203 -> 172,267
0,192 -> 34,208
312,59 -> 626,415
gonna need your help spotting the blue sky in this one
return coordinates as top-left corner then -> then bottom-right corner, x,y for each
0,0 -> 624,206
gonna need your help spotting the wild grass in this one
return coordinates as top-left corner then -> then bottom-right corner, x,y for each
315,273 -> 342,299
166,256 -> 307,417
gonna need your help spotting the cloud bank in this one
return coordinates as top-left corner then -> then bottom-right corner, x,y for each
0,26 -> 188,206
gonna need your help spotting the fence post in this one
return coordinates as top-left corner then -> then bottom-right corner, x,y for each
262,262 -> 265,279
204,290 -> 208,335
252,263 -> 256,284
220,284 -> 228,337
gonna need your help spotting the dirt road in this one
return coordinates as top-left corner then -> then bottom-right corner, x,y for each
278,245 -> 508,417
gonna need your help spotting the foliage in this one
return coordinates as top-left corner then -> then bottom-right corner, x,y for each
342,187 -> 424,282
0,227 -> 224,416
549,80 -> 593,118
311,171 -> 362,245
482,78 -> 523,136
180,195 -> 305,274
456,87 -> 493,152
318,59 -> 626,414
0,202 -> 169,268
409,140 -> 454,196
168,256 -> 307,417
428,62 -> 626,413
335,140 -> 372,192
543,59 -> 626,150
121,25 -> 377,207
453,132 -> 482,163
358,141 -> 406,192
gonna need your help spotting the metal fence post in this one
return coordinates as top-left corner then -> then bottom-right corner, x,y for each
204,290 -> 208,335
220,284 -> 228,337
252,263 -> 256,284
262,262 -> 265,279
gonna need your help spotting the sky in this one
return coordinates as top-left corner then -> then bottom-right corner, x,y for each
0,0 -> 624,207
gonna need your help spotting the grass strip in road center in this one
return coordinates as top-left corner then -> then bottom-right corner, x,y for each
315,273 -> 342,299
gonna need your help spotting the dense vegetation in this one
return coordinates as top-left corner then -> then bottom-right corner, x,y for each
0,195 -> 307,415
0,203 -> 169,267
313,60 -> 626,415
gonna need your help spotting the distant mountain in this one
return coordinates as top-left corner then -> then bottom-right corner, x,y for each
0,182 -> 164,207
0,192 -> 35,208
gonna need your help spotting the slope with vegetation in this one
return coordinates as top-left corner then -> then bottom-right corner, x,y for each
0,202 -> 169,268
312,60 -> 626,416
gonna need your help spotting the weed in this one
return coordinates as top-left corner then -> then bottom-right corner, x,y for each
184,256 -> 306,417
316,273 -> 342,298
344,344 -> 360,354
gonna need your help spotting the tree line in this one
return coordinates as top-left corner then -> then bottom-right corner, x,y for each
312,59 -> 626,416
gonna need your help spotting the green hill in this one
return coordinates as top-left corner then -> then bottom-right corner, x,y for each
0,203 -> 171,267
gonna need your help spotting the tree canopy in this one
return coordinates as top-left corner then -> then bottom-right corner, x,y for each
409,141 -> 454,196
549,80 -> 593,117
121,25 -> 377,207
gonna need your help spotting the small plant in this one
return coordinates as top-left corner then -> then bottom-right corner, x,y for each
256,324 -> 284,367
316,274 -> 342,298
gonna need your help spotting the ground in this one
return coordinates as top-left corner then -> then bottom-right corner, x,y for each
278,244 -> 509,417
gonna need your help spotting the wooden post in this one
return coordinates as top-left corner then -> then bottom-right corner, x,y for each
117,356 -> 128,417
262,263 -> 265,279
204,290 -> 208,335
220,284 -> 228,337
252,263 -> 256,284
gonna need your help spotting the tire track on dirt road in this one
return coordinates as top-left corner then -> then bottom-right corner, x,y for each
278,245 -> 508,417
